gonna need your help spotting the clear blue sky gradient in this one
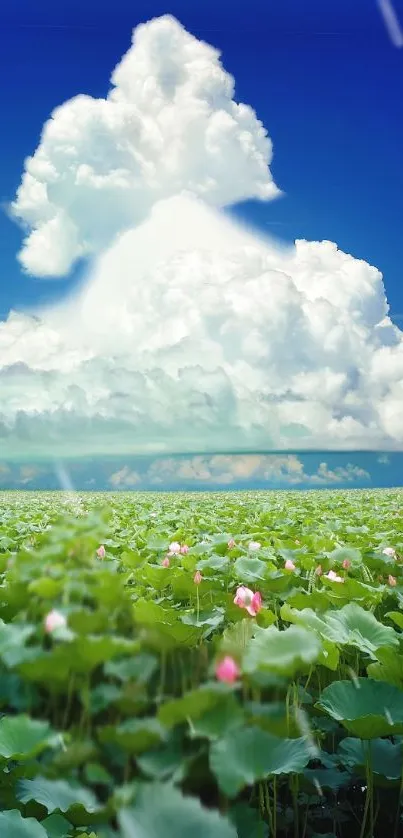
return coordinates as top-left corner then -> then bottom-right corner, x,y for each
1,0 -> 403,323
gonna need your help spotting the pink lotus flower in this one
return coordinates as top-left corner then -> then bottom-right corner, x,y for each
228,538 -> 236,550
315,564 -> 323,576
234,586 -> 262,616
169,542 -> 181,555
180,544 -> 189,554
162,556 -> 170,568
96,545 -> 106,559
342,559 -> 351,570
284,559 -> 296,571
383,547 -> 396,558
325,570 -> 344,583
194,570 -> 202,585
388,575 -> 397,587
249,541 -> 261,551
44,609 -> 66,634
215,656 -> 240,684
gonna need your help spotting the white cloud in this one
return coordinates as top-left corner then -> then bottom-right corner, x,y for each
109,466 -> 141,487
377,453 -> 390,465
12,14 -> 279,277
1,193 -> 403,456
145,454 -> 370,486
2,16 -> 403,458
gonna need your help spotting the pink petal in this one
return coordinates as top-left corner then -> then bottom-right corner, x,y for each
285,559 -> 296,571
44,609 -> 66,634
215,656 -> 240,684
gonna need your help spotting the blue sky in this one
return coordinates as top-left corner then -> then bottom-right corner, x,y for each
1,0 -> 403,480
2,0 -> 403,320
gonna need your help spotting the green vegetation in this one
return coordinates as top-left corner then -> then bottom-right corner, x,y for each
0,488 -> 402,838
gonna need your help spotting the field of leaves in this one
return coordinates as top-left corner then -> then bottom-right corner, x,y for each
0,488 -> 402,838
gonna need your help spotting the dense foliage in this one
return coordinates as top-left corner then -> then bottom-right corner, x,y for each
0,488 -> 402,838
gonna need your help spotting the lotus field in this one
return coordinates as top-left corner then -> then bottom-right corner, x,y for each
0,488 -> 403,838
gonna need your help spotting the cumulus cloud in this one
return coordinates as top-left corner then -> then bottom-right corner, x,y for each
109,466 -> 141,487
145,454 -> 370,486
1,192 -> 403,456
377,453 -> 390,465
2,16 -> 403,458
12,14 -> 279,277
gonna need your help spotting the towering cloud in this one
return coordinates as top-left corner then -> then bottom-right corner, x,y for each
2,16 -> 402,458
12,14 -> 279,277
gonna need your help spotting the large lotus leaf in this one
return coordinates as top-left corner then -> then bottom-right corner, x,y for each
18,635 -> 140,685
0,810 -> 48,838
16,777 -> 99,814
133,600 -> 177,626
243,624 -> 321,677
158,683 -> 235,729
188,693 -> 244,741
97,717 -> 165,753
245,701 -> 300,738
322,578 -> 383,607
317,678 -> 403,738
367,646 -> 403,688
210,726 -> 311,796
118,782 -> 237,838
326,546 -> 363,566
104,652 -> 158,683
233,557 -> 267,582
196,555 -> 229,573
326,604 -> 398,657
338,737 -> 403,781
136,741 -> 185,781
318,639 -> 340,671
0,620 -> 36,667
219,619 -> 255,659
229,803 -> 269,838
280,605 -> 344,644
181,607 -> 225,630
0,715 -> 56,760
285,590 -> 330,612
386,611 -> 403,630
281,602 -> 398,658
41,814 -> 73,838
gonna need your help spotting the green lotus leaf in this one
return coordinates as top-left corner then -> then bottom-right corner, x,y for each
243,624 -> 322,677
98,717 -> 165,753
338,736 -> 403,780
41,814 -> 73,838
0,715 -> 56,760
158,683 -> 233,729
317,678 -> 403,738
210,727 -> 311,796
118,783 -> 237,838
16,777 -> 99,813
233,557 -> 267,582
0,810 -> 48,838
367,646 -> 403,688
